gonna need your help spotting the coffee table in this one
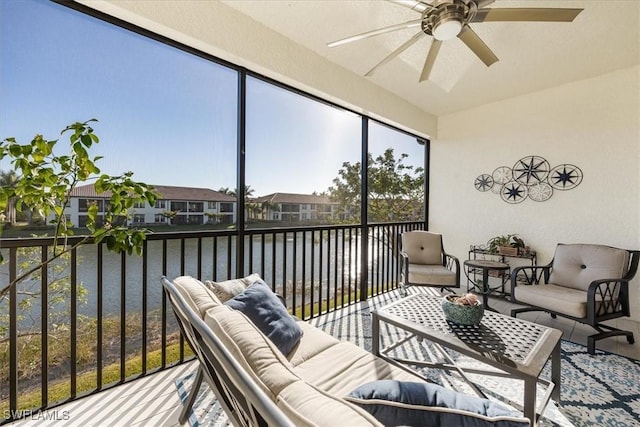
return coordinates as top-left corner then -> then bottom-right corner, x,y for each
372,293 -> 562,426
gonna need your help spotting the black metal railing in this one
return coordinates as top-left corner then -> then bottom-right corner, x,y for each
0,221 -> 423,422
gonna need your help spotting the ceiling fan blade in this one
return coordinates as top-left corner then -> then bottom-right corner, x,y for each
365,32 -> 424,77
473,8 -> 582,23
386,0 -> 433,14
457,25 -> 498,67
419,39 -> 442,82
328,19 -> 422,47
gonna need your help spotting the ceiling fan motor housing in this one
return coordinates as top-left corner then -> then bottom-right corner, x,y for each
421,0 -> 478,40
327,0 -> 582,81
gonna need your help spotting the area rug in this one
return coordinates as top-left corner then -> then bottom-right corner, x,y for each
175,289 -> 640,427
175,372 -> 230,427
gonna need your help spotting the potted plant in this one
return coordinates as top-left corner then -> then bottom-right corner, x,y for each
486,234 -> 526,256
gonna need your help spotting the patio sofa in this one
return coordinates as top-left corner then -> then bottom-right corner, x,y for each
162,274 -> 530,427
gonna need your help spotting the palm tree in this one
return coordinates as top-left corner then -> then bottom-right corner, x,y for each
161,210 -> 179,225
228,185 -> 255,199
0,170 -> 19,225
261,200 -> 280,221
243,185 -> 255,199
246,202 -> 263,220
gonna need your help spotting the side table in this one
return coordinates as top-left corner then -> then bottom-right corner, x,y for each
463,259 -> 510,311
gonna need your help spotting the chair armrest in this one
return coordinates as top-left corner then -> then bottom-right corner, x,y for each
585,250 -> 639,319
443,252 -> 461,285
587,278 -> 628,319
399,250 -> 409,281
443,251 -> 459,268
510,264 -> 552,287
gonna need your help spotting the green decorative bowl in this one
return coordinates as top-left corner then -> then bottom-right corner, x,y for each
442,295 -> 484,326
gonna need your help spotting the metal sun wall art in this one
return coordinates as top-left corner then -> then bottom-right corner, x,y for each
474,155 -> 583,204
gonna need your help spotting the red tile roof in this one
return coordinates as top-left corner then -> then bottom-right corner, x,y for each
253,192 -> 334,204
70,184 -> 236,202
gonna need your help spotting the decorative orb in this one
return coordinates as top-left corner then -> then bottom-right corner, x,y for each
441,295 -> 484,326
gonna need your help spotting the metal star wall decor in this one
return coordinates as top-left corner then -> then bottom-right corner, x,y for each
513,156 -> 549,185
474,155 -> 582,204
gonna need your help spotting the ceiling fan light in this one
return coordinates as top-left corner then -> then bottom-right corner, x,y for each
433,19 -> 462,41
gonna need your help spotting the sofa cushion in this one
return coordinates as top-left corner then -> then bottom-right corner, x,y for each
204,305 -> 300,399
225,280 -> 303,356
172,276 -> 221,318
287,321 -> 341,367
293,341 -> 421,396
345,380 -> 529,427
277,380 -> 383,427
205,273 -> 262,302
549,244 -> 629,292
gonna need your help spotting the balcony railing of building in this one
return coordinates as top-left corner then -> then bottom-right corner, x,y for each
0,221 -> 424,423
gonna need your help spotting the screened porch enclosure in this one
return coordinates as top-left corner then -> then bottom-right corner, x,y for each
0,1 -> 429,422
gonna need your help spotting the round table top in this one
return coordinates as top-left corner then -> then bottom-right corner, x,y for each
464,259 -> 510,270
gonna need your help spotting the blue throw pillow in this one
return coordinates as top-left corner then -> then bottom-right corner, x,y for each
224,279 -> 303,356
345,380 -> 529,427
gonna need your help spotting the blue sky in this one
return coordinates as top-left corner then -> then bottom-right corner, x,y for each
0,0 -> 424,196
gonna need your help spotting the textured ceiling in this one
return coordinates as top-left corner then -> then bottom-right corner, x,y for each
220,0 -> 640,117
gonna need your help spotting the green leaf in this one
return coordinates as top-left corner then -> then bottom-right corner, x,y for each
80,134 -> 92,147
9,144 -> 22,156
0,192 -> 7,209
72,142 -> 88,159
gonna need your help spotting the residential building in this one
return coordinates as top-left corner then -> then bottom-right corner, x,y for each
67,184 -> 236,227
251,192 -> 341,222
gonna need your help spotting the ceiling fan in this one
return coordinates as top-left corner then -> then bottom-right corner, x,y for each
327,0 -> 583,82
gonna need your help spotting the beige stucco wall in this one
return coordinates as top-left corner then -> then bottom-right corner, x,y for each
432,66 -> 640,320
79,0 -> 437,138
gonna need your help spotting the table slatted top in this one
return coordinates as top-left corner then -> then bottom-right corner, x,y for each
376,294 -> 561,373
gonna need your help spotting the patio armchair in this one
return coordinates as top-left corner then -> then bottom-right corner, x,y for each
510,243 -> 640,354
399,230 -> 460,295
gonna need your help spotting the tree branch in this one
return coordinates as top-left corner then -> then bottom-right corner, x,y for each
0,234 -> 94,300
0,331 -> 44,344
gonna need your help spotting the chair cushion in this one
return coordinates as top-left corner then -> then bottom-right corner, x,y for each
172,276 -> 221,318
225,279 -> 303,356
513,284 -> 589,318
549,244 -> 629,292
205,273 -> 262,302
345,380 -> 529,427
204,305 -> 301,398
408,263 -> 457,286
402,231 -> 443,265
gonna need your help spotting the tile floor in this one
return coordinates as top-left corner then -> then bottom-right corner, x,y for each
8,291 -> 640,426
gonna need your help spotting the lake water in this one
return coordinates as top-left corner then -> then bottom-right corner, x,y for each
2,231 -> 391,325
